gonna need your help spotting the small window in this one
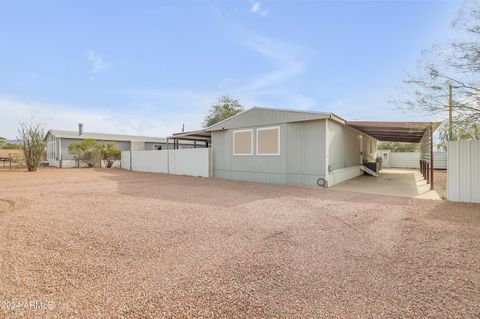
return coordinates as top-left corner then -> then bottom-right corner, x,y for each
233,129 -> 253,156
370,140 -> 373,153
257,127 -> 280,156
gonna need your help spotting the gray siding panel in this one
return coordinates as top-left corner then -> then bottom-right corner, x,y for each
287,120 -> 326,176
327,120 -> 361,170
208,108 -> 330,131
212,119 -> 327,186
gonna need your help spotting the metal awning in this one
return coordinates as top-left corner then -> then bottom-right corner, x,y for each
169,129 -> 211,142
347,121 -> 440,143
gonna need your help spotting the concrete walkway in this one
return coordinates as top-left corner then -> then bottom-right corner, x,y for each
333,168 -> 441,200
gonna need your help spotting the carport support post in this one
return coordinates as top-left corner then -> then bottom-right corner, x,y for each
426,163 -> 430,184
430,124 -> 434,190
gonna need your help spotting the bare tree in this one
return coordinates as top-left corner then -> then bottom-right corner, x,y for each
396,1 -> 480,125
18,121 -> 47,171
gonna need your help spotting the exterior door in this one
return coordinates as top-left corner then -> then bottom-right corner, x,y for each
381,150 -> 391,168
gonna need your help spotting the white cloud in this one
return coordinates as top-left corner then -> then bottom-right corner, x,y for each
239,35 -> 304,90
87,50 -> 111,75
0,97 -> 203,139
250,2 -> 268,17
223,32 -> 316,109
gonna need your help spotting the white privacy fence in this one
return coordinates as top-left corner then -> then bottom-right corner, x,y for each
121,148 -> 210,178
378,150 -> 447,169
448,141 -> 480,203
120,152 -> 130,171
391,152 -> 421,168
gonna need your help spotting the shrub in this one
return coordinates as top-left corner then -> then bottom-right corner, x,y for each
68,139 -> 101,168
99,142 -> 121,168
18,121 -> 47,171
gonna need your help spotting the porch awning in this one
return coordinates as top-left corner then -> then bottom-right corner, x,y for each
169,129 -> 212,142
346,121 -> 440,143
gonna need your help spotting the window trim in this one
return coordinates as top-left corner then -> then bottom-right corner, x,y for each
256,126 -> 280,156
232,129 -> 253,156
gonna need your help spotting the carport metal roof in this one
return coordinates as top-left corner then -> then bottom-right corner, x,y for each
347,121 -> 440,143
169,129 -> 211,141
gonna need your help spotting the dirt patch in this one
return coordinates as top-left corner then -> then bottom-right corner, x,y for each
0,199 -> 14,213
434,169 -> 448,200
0,168 -> 478,318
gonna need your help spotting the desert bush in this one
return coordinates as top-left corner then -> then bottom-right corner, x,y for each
68,139 -> 101,168
99,142 -> 121,168
11,154 -> 25,168
18,121 -> 47,171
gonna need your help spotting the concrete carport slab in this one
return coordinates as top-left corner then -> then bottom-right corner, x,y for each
332,168 -> 441,200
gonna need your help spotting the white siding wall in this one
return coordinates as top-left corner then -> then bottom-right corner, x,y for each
448,141 -> 480,203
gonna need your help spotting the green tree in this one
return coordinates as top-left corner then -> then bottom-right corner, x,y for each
99,142 -> 121,168
18,121 -> 47,171
203,95 -> 244,127
437,121 -> 480,150
377,142 -> 419,152
0,137 -> 20,149
68,139 -> 101,168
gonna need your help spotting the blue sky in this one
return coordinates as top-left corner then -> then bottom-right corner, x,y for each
0,0 -> 463,138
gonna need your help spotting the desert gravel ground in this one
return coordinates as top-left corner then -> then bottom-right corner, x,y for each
0,168 -> 479,318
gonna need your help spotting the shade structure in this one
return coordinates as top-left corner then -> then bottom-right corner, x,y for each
347,121 -> 440,143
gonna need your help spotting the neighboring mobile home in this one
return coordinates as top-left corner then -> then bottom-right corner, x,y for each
204,107 -> 378,187
45,124 -> 199,168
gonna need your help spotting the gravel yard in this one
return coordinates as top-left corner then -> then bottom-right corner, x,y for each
0,168 -> 479,318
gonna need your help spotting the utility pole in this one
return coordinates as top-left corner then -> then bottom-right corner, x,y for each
448,84 -> 453,141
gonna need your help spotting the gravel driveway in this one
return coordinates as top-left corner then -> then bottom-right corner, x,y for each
0,168 -> 479,318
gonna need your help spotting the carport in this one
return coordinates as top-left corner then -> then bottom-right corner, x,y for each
347,121 -> 440,190
168,129 -> 211,149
